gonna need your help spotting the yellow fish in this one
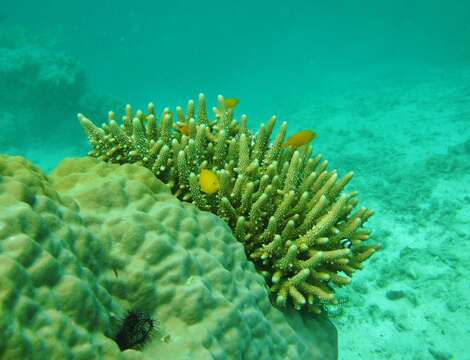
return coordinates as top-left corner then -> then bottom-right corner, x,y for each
199,169 -> 220,194
176,123 -> 189,136
282,130 -> 317,148
224,98 -> 240,109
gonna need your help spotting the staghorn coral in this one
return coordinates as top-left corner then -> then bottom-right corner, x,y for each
78,94 -> 380,313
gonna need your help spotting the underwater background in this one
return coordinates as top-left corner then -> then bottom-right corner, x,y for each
1,1 -> 469,359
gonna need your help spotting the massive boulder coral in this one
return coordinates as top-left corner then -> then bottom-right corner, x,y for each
0,156 -> 120,359
78,94 -> 380,313
0,155 -> 337,359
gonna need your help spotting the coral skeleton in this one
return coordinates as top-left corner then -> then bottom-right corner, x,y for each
79,94 -> 379,313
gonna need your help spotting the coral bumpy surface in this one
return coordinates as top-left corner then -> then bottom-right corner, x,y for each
78,94 -> 380,313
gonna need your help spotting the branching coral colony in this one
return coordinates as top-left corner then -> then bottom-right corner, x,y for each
78,94 -> 380,314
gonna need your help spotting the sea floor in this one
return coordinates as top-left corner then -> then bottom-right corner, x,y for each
289,65 -> 470,360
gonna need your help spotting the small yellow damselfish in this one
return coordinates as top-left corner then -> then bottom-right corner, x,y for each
282,130 -> 317,148
176,123 -> 189,136
223,98 -> 240,109
199,169 -> 220,194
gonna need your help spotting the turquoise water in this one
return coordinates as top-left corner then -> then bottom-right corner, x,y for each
1,1 -> 469,359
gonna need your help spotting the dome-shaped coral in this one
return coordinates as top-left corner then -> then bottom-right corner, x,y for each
0,154 -> 338,359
